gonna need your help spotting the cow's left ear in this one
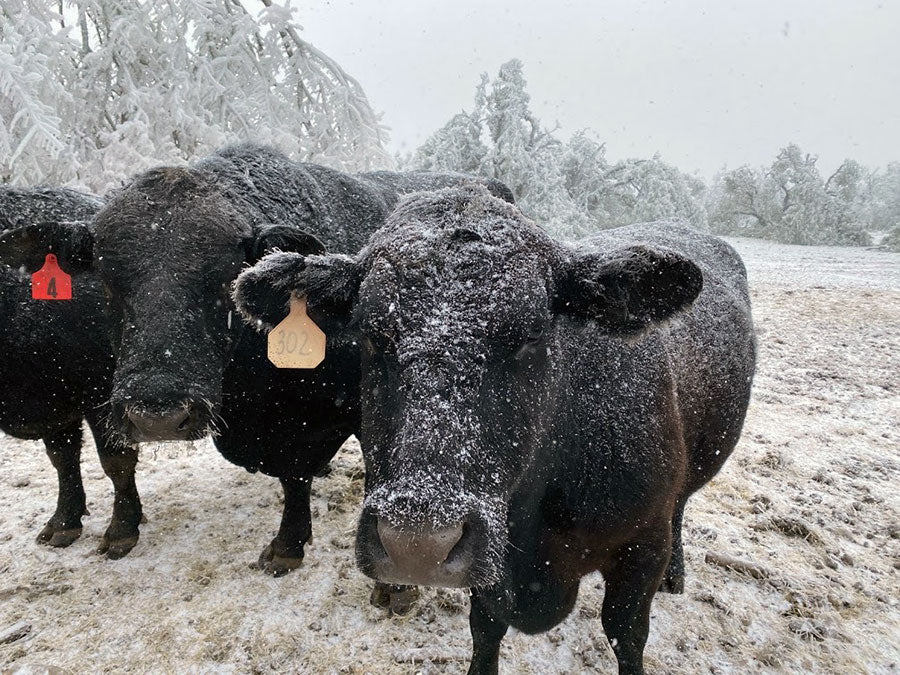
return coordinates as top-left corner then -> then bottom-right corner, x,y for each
234,251 -> 362,331
553,244 -> 702,331
0,221 -> 95,273
247,223 -> 327,262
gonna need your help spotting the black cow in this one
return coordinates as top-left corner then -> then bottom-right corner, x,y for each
0,145 -> 514,596
233,186 -> 755,674
0,187 -> 141,558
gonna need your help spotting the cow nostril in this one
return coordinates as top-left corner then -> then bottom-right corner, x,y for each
444,522 -> 469,563
175,409 -> 193,432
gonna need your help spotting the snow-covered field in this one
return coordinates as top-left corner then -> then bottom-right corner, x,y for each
1,237 -> 898,674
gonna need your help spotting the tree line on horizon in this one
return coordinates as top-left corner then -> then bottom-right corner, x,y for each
2,3 -> 897,250
404,59 -> 900,250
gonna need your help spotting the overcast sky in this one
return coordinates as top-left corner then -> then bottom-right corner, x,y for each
299,0 -> 898,178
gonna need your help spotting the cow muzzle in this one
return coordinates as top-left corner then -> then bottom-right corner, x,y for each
365,516 -> 475,587
124,401 -> 210,442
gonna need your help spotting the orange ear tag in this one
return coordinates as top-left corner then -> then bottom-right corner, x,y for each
267,295 -> 326,368
31,253 -> 72,300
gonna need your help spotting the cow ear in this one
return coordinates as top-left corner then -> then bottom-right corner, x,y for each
233,251 -> 362,331
554,244 -> 702,332
0,221 -> 95,273
247,223 -> 326,262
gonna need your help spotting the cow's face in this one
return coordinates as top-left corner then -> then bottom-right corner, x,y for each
352,226 -> 560,588
93,174 -> 251,442
0,167 -> 325,442
234,186 -> 702,588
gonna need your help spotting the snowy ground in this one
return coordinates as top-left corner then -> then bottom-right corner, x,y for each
1,237 -> 898,674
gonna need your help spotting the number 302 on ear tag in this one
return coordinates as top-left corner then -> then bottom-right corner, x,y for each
32,253 -> 72,300
267,295 -> 326,368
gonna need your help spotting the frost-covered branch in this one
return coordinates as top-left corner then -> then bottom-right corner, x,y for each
0,0 -> 390,189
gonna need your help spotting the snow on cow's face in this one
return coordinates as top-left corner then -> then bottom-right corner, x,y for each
93,168 -> 252,442
349,194 -> 564,587
92,165 -> 327,443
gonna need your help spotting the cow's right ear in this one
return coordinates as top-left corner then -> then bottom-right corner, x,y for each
233,251 -> 362,331
0,221 -> 94,273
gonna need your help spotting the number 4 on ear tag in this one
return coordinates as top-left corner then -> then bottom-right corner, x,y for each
32,253 -> 72,300
267,295 -> 326,368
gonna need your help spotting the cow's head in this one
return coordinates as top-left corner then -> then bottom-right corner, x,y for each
234,186 -> 702,588
0,167 -> 325,442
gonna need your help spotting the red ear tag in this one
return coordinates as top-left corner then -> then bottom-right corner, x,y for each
31,253 -> 72,300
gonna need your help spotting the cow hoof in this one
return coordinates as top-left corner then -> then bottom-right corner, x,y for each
389,586 -> 420,616
255,543 -> 303,577
369,582 -> 392,608
36,524 -> 82,548
97,535 -> 139,560
370,583 -> 419,616
658,574 -> 685,594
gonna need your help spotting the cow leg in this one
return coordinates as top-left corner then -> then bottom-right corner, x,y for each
369,582 -> 420,616
36,422 -> 87,547
659,499 -> 687,594
91,421 -> 142,559
467,591 -> 508,675
601,535 -> 670,675
258,476 -> 313,577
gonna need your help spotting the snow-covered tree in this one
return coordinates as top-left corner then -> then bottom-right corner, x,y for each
406,60 -> 709,240
404,61 -> 589,236
0,0 -> 390,191
410,112 -> 487,175
0,1 -> 81,184
409,64 -> 891,248
588,155 -> 708,230
825,159 -> 868,205
869,162 -> 900,250
707,165 -> 772,235
708,144 -> 871,246
558,131 -> 608,215
476,60 -> 590,238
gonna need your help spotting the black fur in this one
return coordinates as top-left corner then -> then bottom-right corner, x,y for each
234,186 -> 755,673
0,145 -> 516,577
0,187 -> 142,558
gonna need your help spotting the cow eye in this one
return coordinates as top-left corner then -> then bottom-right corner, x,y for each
526,327 -> 544,343
522,321 -> 546,345
513,325 -> 545,360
